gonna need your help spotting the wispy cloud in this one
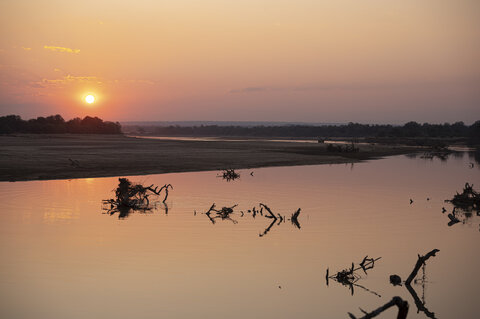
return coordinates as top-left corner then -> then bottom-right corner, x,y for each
229,80 -> 480,94
230,87 -> 270,93
43,45 -> 80,54
21,47 -> 32,51
40,75 -> 100,86
37,75 -> 156,87
229,86 -> 325,93
127,79 -> 156,85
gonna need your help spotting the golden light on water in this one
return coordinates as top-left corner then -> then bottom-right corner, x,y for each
85,95 -> 95,104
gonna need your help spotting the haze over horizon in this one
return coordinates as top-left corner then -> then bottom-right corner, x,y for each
1,0 -> 479,124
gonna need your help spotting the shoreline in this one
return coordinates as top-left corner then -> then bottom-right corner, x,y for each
0,134 -> 425,182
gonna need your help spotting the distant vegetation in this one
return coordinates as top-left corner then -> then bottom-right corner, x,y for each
126,121 -> 480,145
0,115 -> 122,134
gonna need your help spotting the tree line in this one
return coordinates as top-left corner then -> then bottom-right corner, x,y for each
0,115 -> 122,134
130,121 -> 479,145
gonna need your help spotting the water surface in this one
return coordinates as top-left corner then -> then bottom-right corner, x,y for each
0,153 -> 479,319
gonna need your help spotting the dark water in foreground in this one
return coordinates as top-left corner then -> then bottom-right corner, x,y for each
0,153 -> 479,319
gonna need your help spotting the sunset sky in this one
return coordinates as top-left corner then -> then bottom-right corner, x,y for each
0,0 -> 479,124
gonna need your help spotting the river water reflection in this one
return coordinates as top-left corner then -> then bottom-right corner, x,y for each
0,153 -> 479,319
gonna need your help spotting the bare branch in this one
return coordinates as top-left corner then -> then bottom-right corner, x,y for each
349,297 -> 409,319
405,249 -> 439,286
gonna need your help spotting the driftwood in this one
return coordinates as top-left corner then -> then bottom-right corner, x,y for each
204,203 -> 239,224
389,249 -> 439,319
447,211 -> 460,226
446,183 -> 480,211
348,297 -> 409,319
102,178 -> 173,218
291,208 -> 301,229
258,204 -> 300,237
260,203 -> 282,221
405,283 -> 436,319
197,202 -> 301,237
327,256 -> 382,297
405,249 -> 439,285
403,249 -> 439,319
219,169 -> 240,181
351,249 -> 439,319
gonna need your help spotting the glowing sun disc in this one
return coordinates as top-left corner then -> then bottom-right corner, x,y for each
85,95 -> 95,104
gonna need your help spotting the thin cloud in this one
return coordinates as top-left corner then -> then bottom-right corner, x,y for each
229,86 -> 337,93
43,45 -> 80,54
40,75 -> 100,85
22,47 -> 32,51
127,79 -> 156,85
37,75 -> 156,87
229,86 -> 318,93
230,87 -> 269,93
229,79 -> 480,94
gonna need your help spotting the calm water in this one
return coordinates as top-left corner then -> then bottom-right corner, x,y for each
0,153 -> 479,319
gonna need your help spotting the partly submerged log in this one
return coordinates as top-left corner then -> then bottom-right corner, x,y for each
103,178 -> 173,213
203,203 -> 239,224
395,249 -> 440,318
327,256 -> 382,297
219,169 -> 240,181
291,208 -> 301,229
348,297 -> 409,319
446,183 -> 480,211
405,249 -> 439,286
197,202 -> 301,237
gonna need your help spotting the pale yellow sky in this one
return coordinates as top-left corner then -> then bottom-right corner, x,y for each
0,0 -> 479,123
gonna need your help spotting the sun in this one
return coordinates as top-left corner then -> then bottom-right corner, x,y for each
85,95 -> 95,104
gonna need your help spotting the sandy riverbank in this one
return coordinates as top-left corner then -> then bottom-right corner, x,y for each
0,134 -> 423,181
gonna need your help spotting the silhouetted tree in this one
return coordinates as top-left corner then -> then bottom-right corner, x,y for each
468,121 -> 480,145
0,115 -> 121,134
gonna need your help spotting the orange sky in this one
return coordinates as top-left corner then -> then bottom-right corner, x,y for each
0,0 -> 479,123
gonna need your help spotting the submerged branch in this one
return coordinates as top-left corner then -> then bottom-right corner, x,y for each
348,297 -> 409,319
327,256 -> 381,297
102,178 -> 173,218
203,203 -> 239,224
405,249 -> 439,286
218,169 -> 240,181
260,203 -> 277,220
405,282 -> 436,319
446,183 -> 480,212
290,208 -> 301,229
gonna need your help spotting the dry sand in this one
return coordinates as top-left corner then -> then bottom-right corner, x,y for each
0,134 -> 421,181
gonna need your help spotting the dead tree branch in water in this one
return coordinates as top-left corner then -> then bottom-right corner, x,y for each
260,203 -> 278,220
447,210 -> 460,226
218,169 -> 240,181
326,256 -> 382,297
258,204 -> 300,236
405,249 -> 439,286
446,183 -> 480,212
203,203 -> 239,224
290,208 -> 301,229
144,183 -> 173,203
196,202 -> 301,237
102,178 -> 173,217
348,297 -> 409,319
259,218 -> 276,237
405,283 -> 436,319
259,203 -> 285,222
404,249 -> 439,319
389,249 -> 439,318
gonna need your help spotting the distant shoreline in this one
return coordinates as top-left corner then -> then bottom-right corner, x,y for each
0,134 -> 430,182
